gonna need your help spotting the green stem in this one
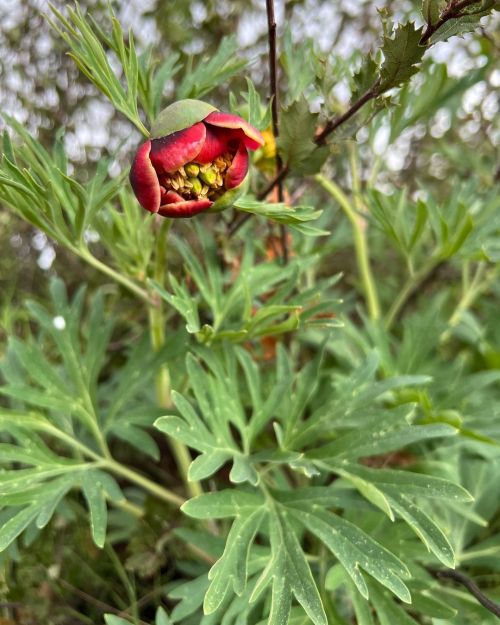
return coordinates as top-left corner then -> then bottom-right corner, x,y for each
133,117 -> 150,139
384,256 -> 440,330
42,423 -> 103,461
105,544 -> 139,624
74,400 -> 111,459
41,423 -> 185,507
148,219 -> 203,500
77,246 -> 152,303
440,262 -> 493,343
315,173 -> 381,320
104,458 -> 185,507
448,261 -> 486,327
149,220 -> 172,408
114,498 -> 144,518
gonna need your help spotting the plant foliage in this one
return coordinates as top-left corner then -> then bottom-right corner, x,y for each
0,1 -> 499,624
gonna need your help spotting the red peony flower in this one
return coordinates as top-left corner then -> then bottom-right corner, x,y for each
130,99 -> 264,218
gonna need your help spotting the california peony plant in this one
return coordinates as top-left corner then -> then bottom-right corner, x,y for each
0,2 -> 499,625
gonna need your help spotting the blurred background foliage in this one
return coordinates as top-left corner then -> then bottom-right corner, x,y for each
0,0 -> 499,624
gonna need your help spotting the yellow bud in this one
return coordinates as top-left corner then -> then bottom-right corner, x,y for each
185,163 -> 200,177
200,168 -> 218,186
261,129 -> 276,159
188,177 -> 203,195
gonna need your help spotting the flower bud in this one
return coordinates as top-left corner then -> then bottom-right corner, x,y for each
199,167 -> 218,186
188,177 -> 203,195
184,163 -> 200,177
129,99 -> 264,218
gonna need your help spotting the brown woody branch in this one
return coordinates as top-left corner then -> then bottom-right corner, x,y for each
420,0 -> 488,45
228,0 -> 491,238
314,82 -> 381,146
435,569 -> 500,618
266,0 -> 288,263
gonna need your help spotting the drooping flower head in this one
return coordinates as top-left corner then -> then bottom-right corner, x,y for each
130,99 -> 264,218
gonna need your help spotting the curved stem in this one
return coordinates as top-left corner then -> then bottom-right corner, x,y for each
41,422 -> 103,461
440,262 -> 494,343
41,422 -> 185,507
315,174 -> 380,320
435,569 -> 500,618
149,219 -> 172,409
148,219 -> 203,500
104,458 -> 185,507
77,246 -> 152,303
384,256 -> 440,330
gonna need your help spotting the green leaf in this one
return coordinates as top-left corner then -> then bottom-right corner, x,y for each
177,36 -> 246,99
188,451 -> 231,482
35,486 -> 71,529
441,214 -> 474,258
204,508 -> 265,613
155,607 -> 173,625
48,5 -> 148,135
289,507 -> 411,602
230,78 -> 272,131
0,504 -> 43,552
155,415 -> 213,454
351,56 -> 379,102
311,415 -> 458,461
229,455 -> 260,486
380,23 -> 425,90
234,196 -> 327,235
410,591 -> 457,619
341,473 -> 395,520
351,583 -> 376,625
251,504 -> 327,625
272,485 -> 365,510
385,492 -> 455,567
149,277 -> 200,333
422,0 -> 443,25
181,490 -> 263,519
430,1 -> 496,44
369,584 -> 418,625
277,97 -> 327,174
81,472 -> 107,548
169,575 -> 209,622
104,616 -> 132,625
150,99 -> 216,138
336,464 -> 473,502
280,27 -> 322,105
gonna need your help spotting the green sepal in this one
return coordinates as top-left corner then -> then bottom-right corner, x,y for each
209,177 -> 249,213
150,99 -> 218,138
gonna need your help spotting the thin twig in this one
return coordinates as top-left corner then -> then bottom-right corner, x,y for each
435,569 -> 500,618
266,0 -> 288,263
420,0 -> 487,45
258,165 -> 289,202
229,0 -> 491,238
228,81 -> 381,239
314,83 -> 380,146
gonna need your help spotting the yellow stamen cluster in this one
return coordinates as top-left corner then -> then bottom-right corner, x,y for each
163,152 -> 233,201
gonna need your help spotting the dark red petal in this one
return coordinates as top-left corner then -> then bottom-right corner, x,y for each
150,123 -> 206,173
225,144 -> 249,189
158,198 -> 213,218
129,140 -> 160,213
203,111 -> 264,150
195,126 -> 228,163
162,190 -> 185,204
